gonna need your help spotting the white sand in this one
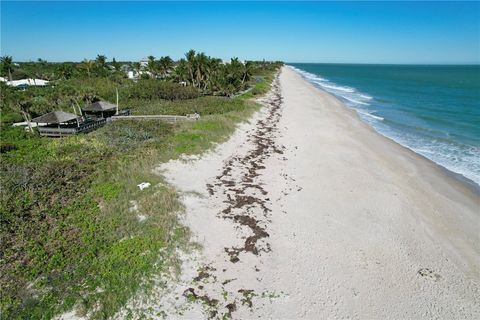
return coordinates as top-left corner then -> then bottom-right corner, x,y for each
122,66 -> 479,319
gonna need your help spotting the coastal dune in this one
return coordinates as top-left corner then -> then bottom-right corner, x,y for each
141,66 -> 479,319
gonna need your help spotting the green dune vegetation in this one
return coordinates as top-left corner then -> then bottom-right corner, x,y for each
0,51 -> 282,319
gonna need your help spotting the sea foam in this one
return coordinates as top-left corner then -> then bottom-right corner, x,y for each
290,66 -> 378,119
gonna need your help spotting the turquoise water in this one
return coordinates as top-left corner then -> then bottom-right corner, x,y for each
289,63 -> 480,185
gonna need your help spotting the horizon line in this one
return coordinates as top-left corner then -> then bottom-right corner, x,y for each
7,59 -> 480,66
287,62 -> 480,66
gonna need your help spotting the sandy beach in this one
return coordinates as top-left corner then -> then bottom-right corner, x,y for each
124,66 -> 480,319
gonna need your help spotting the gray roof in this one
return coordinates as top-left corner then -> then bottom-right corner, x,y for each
31,111 -> 78,124
83,101 -> 117,112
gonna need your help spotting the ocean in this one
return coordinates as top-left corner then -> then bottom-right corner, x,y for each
289,63 -> 480,186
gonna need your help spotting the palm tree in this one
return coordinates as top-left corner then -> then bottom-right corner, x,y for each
216,58 -> 246,96
147,55 -> 157,78
185,49 -> 197,87
179,50 -> 253,95
195,52 -> 209,90
37,58 -> 47,67
57,63 -> 74,80
207,63 -> 226,95
77,86 -> 98,105
158,56 -> 174,79
111,57 -> 121,71
1,56 -> 15,81
206,57 -> 222,92
131,62 -> 142,79
242,61 -> 253,84
174,59 -> 188,83
94,55 -> 108,77
79,59 -> 95,78
95,55 -> 107,68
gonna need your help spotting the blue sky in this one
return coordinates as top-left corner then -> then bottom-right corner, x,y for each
1,1 -> 479,64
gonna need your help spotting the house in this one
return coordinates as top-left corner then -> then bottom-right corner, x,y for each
140,58 -> 149,68
127,70 -> 153,80
127,70 -> 137,79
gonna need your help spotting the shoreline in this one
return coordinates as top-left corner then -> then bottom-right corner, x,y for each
125,66 -> 479,319
284,66 -> 479,277
289,65 -> 480,197
289,64 -> 480,190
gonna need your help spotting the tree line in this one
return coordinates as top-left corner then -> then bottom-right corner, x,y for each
0,51 -> 282,125
1,50 -> 283,96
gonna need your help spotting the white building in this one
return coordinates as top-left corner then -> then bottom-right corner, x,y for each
127,70 -> 153,80
140,58 -> 149,68
0,78 -> 49,87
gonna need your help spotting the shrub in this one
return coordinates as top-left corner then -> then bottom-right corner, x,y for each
0,143 -> 17,153
126,80 -> 200,101
0,112 -> 23,125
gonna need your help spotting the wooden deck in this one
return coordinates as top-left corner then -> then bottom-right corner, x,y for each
35,110 -> 195,137
111,114 -> 199,123
38,119 -> 107,137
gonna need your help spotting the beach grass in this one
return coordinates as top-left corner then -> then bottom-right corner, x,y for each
0,72 -> 275,319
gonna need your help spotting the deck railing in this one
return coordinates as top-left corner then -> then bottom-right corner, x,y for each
36,110 -> 193,137
111,114 -> 199,123
38,119 -> 106,137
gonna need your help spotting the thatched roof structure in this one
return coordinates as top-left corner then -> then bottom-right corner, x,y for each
83,101 -> 117,112
31,111 -> 78,124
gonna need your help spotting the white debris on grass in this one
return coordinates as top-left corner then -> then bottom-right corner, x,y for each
136,214 -> 148,222
54,309 -> 84,320
137,182 -> 151,190
129,200 -> 139,212
129,200 -> 148,222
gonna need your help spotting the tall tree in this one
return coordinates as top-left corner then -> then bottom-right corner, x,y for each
37,58 -> 47,67
95,55 -> 107,68
147,56 -> 157,78
131,62 -> 142,78
79,59 -> 95,78
57,63 -> 74,80
0,56 -> 15,81
174,59 -> 188,82
158,56 -> 174,79
242,61 -> 253,84
185,49 -> 196,87
206,57 -> 222,92
195,52 -> 209,90
111,58 -> 121,71
10,90 -> 34,132
95,55 -> 108,77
